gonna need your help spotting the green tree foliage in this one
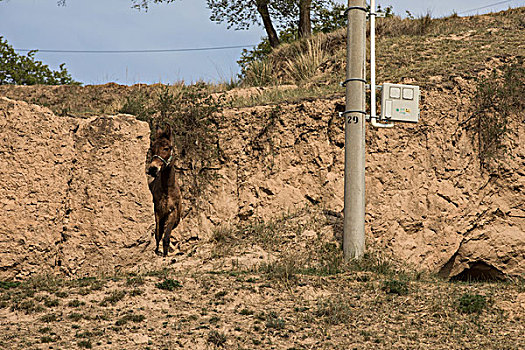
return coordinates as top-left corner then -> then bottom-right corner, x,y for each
237,0 -> 349,77
311,0 -> 346,33
130,0 -> 177,10
207,0 -> 337,47
0,37 -> 77,85
207,0 -> 290,48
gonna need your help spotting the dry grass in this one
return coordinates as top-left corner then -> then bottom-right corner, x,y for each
283,36 -> 328,84
241,59 -> 276,87
0,82 -> 220,119
239,7 -> 525,93
3,8 -> 521,113
0,206 -> 523,349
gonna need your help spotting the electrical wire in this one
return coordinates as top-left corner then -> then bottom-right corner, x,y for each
458,0 -> 518,14
14,44 -> 256,54
13,0 -> 522,54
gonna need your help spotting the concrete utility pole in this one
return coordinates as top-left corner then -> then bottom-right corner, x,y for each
343,0 -> 366,260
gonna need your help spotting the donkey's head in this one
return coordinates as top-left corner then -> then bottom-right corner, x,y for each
147,124 -> 174,178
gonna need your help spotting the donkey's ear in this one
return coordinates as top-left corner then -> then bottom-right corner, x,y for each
164,123 -> 172,137
155,124 -> 164,139
165,124 -> 174,143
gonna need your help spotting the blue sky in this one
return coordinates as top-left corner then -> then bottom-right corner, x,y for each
0,0 -> 523,85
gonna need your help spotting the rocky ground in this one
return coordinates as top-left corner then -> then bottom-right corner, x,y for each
0,207 -> 524,349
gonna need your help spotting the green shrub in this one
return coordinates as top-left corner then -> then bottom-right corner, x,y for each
115,313 -> 145,326
0,281 -> 21,289
208,330 -> 227,347
470,60 -> 524,169
44,298 -> 60,308
38,327 -> 52,334
155,279 -> 182,291
119,90 -> 152,122
12,299 -> 41,313
68,299 -> 85,308
382,280 -> 409,295
0,36 -> 78,85
77,340 -> 92,349
152,83 -> 224,205
68,312 -> 85,321
239,308 -> 254,315
40,313 -> 59,322
457,293 -> 487,314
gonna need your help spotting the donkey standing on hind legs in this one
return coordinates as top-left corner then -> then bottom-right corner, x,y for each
147,124 -> 182,257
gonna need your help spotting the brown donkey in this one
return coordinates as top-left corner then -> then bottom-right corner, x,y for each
146,125 -> 182,256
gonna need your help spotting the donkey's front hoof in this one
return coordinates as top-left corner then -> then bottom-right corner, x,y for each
154,249 -> 163,257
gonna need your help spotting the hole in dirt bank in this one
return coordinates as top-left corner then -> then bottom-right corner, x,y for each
451,261 -> 506,282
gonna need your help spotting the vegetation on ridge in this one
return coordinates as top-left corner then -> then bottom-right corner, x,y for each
0,36 -> 78,85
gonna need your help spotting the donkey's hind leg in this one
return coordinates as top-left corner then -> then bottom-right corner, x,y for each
155,213 -> 165,256
162,211 -> 181,257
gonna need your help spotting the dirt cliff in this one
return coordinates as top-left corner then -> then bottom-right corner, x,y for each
1,76 -> 524,280
1,70 -> 524,282
0,97 -> 154,279
179,83 -> 524,280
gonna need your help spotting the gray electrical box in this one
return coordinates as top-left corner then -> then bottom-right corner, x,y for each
380,83 -> 420,123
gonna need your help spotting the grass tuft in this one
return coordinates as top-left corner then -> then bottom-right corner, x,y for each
284,37 -> 327,83
207,330 -> 227,347
155,279 -> 182,291
457,293 -> 488,314
99,290 -> 126,306
242,59 -> 276,87
315,297 -> 353,325
265,311 -> 285,329
382,280 -> 410,296
115,313 -> 145,326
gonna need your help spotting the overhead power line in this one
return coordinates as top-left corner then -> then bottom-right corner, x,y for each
14,44 -> 256,54
458,0 -> 517,14
13,0 -> 522,54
